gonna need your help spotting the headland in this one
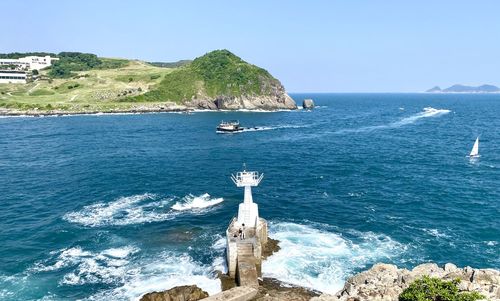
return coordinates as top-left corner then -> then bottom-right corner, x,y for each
0,50 -> 296,116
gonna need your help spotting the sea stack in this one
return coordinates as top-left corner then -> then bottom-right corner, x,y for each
303,98 -> 315,109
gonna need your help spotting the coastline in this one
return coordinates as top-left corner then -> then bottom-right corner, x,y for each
0,106 -> 298,118
141,262 -> 500,301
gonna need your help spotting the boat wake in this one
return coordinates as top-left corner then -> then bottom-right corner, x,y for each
217,124 -> 307,134
262,222 -> 407,294
392,107 -> 451,127
63,193 -> 224,227
335,107 -> 451,134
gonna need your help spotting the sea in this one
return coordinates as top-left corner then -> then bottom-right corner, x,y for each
0,93 -> 498,300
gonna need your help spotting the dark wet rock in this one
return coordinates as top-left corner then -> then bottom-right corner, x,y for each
217,270 -> 237,291
262,238 -> 280,260
140,285 -> 208,301
302,99 -> 314,109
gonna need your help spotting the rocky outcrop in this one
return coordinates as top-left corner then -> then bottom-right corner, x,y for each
186,91 -> 296,111
262,238 -> 281,260
311,263 -> 500,301
140,285 -> 209,301
302,99 -> 314,109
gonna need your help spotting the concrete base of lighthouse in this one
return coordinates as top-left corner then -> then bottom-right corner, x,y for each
226,217 -> 268,286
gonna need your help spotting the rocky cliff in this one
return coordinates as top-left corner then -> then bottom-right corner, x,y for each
312,263 -> 500,301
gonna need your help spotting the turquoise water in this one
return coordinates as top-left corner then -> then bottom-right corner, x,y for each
0,93 -> 498,300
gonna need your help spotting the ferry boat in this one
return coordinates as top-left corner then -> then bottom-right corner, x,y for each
217,120 -> 244,133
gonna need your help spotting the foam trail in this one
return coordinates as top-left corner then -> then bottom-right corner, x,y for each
63,194 -> 176,227
262,222 -> 406,294
217,124 -> 308,134
171,193 -> 224,211
335,107 -> 451,134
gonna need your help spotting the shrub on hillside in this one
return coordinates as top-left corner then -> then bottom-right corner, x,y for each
399,276 -> 484,301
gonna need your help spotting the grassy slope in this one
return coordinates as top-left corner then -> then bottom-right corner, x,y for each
0,60 -> 174,112
0,50 -> 282,112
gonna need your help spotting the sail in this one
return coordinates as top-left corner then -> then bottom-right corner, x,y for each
470,137 -> 479,157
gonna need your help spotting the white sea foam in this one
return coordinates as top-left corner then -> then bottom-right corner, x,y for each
171,193 -> 224,211
30,245 -> 140,287
392,107 -> 451,127
262,222 -> 406,294
84,251 -> 221,301
335,107 -> 451,134
62,193 -> 178,227
64,193 -> 223,227
422,228 -> 450,239
29,245 -> 220,300
216,124 -> 307,134
210,234 -> 227,252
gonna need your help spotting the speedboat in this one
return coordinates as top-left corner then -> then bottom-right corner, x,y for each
217,120 -> 244,133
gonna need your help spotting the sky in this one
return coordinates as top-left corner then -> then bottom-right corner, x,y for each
2,0 -> 499,92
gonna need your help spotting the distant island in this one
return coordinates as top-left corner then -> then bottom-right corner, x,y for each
0,50 -> 296,116
426,84 -> 500,93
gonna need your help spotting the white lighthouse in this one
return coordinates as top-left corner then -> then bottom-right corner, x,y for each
226,166 -> 268,280
231,167 -> 263,227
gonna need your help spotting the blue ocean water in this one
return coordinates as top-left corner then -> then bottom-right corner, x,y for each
0,93 -> 498,300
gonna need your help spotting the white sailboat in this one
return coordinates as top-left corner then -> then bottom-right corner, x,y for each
469,137 -> 480,158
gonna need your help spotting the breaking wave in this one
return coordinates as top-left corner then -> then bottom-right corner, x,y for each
30,246 -> 140,286
171,193 -> 224,211
262,222 -> 407,294
29,246 -> 220,300
64,193 -> 223,227
335,107 -> 451,134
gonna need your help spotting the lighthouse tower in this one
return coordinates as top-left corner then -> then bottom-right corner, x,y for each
231,167 -> 264,227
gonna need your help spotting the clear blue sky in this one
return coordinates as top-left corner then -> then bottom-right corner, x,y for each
3,1 -> 499,92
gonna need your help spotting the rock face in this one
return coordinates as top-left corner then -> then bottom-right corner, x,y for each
186,88 -> 296,111
302,99 -> 315,109
311,263 -> 500,301
140,285 -> 209,301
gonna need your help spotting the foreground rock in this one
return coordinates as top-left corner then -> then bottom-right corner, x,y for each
302,99 -> 314,109
255,278 -> 320,300
140,285 -> 208,301
311,263 -> 500,301
203,286 -> 258,301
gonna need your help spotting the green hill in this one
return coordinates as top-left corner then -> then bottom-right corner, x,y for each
135,50 -> 285,103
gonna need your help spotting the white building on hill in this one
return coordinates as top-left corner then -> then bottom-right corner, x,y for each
0,55 -> 58,84
0,55 -> 59,71
0,70 -> 28,84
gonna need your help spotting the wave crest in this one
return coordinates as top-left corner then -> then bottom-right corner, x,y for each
171,193 -> 223,211
64,193 -> 223,227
